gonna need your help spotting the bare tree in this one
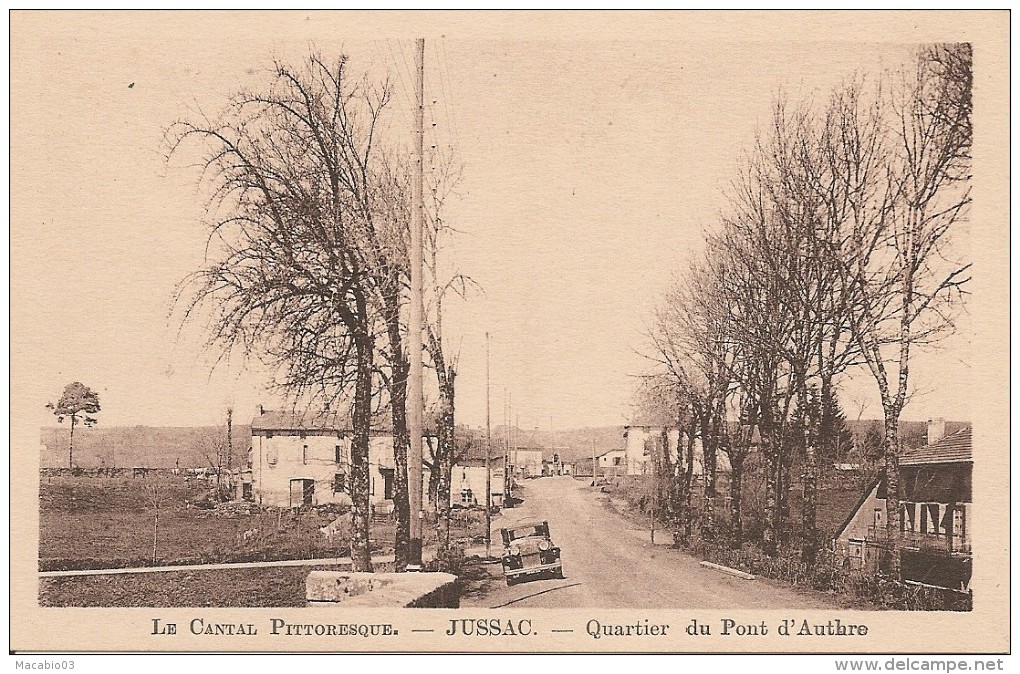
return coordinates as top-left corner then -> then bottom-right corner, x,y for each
366,154 -> 413,571
422,148 -> 473,562
647,257 -> 736,543
170,54 -> 396,572
842,44 -> 971,577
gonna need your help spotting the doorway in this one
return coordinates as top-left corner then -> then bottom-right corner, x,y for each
290,478 -> 314,507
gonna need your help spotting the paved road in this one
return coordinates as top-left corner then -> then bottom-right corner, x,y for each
460,475 -> 837,609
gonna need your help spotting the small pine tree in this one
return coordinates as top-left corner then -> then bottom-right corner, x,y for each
46,382 -> 101,469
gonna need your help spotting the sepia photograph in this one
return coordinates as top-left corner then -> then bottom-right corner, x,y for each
9,10 -> 1009,655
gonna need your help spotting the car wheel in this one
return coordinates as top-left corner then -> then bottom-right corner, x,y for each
554,567 -> 564,579
505,576 -> 517,587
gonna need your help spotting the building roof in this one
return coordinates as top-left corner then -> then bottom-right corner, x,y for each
251,410 -> 347,433
832,478 -> 881,541
900,427 -> 972,466
455,456 -> 506,467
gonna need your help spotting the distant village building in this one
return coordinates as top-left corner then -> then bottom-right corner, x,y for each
541,453 -> 564,477
833,422 -> 972,592
622,425 -> 732,477
451,454 -> 505,509
597,449 -> 627,477
572,456 -> 596,478
510,447 -> 543,478
250,408 -> 431,511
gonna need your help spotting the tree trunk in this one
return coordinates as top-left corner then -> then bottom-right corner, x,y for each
683,422 -> 696,542
68,415 -> 77,469
349,303 -> 374,573
700,416 -> 716,539
799,387 -> 818,566
658,428 -> 672,514
383,278 -> 411,571
762,436 -> 778,556
427,451 -> 440,507
729,453 -> 745,549
883,410 -> 902,578
436,369 -> 456,556
777,439 -> 790,547
670,425 -> 684,547
801,442 -> 818,565
389,358 -> 410,572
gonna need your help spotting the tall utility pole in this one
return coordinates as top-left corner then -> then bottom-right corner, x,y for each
591,430 -> 597,484
485,332 -> 492,558
226,406 -> 233,497
407,37 -> 425,569
226,407 -> 233,472
504,391 -> 511,506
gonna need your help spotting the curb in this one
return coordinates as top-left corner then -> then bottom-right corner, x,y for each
699,560 -> 756,580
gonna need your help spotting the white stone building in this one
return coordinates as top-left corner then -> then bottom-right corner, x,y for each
250,409 -> 430,510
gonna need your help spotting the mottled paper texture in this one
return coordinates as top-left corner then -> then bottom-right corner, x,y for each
10,10 -> 1009,654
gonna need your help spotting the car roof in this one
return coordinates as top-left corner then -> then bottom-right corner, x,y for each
502,520 -> 549,531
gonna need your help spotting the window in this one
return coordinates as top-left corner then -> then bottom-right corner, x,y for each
383,470 -> 395,500
266,443 -> 278,466
302,444 -> 309,464
902,502 -> 916,532
335,445 -> 343,464
333,472 -> 346,494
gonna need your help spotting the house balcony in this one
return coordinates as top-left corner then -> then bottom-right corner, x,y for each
866,526 -> 971,556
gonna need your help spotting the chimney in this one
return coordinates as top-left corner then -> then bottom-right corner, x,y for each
927,417 -> 946,445
257,404 -> 265,417
324,401 -> 331,414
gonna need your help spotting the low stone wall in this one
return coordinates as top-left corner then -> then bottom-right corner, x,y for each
306,571 -> 459,608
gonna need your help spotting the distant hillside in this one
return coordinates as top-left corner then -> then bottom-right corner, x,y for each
38,419 -> 968,470
39,425 -> 251,469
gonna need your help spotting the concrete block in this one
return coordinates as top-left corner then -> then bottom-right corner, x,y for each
307,571 -> 459,608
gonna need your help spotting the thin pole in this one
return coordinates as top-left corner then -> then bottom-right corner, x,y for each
485,332 -> 492,558
407,37 -> 425,568
592,430 -> 597,484
507,389 -> 514,505
509,412 -> 518,504
651,465 -> 656,544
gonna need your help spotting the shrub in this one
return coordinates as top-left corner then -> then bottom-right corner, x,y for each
428,542 -> 467,575
679,535 -> 970,611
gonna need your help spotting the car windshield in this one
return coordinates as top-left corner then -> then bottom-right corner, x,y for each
507,524 -> 547,540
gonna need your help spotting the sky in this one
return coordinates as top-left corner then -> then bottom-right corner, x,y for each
12,13 -> 981,433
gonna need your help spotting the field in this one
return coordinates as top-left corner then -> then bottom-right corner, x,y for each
38,474 -> 391,571
38,474 -> 489,607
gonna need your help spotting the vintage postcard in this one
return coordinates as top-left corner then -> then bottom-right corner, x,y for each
9,10 -> 1010,655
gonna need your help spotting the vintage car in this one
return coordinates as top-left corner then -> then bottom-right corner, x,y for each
499,520 -> 563,585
